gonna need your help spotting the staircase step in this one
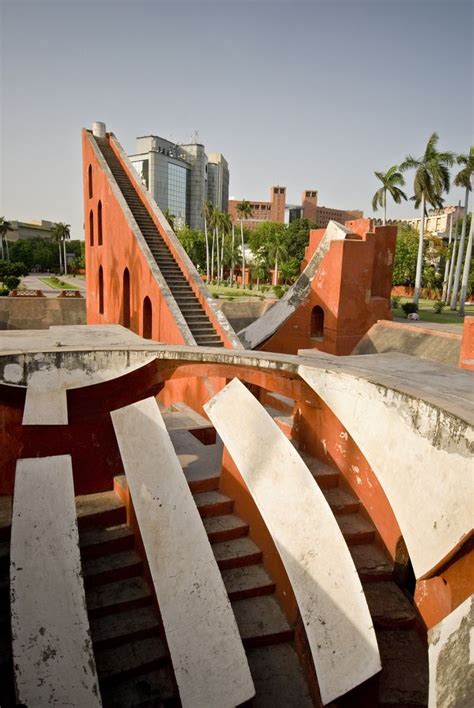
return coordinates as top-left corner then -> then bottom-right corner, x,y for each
364,582 -> 417,628
76,490 -> 126,530
301,456 -> 339,488
87,577 -> 152,617
377,629 -> 429,706
203,514 -> 249,543
83,549 -> 143,588
99,666 -> 176,706
350,543 -> 394,581
80,524 -> 135,559
222,564 -> 275,600
212,537 -> 263,570
91,606 -> 161,649
337,514 -> 375,545
246,643 -> 313,707
323,487 -> 360,514
193,491 -> 234,517
232,595 -> 293,647
95,636 -> 168,684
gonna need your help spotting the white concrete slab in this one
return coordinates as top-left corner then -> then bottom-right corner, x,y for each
11,455 -> 101,706
22,368 -> 68,425
110,397 -> 254,708
204,378 -> 380,705
299,364 -> 474,579
428,595 -> 474,707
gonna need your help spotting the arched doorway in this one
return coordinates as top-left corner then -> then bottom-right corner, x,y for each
98,201 -> 103,246
310,305 -> 324,339
122,268 -> 130,328
142,296 -> 152,339
98,266 -> 104,314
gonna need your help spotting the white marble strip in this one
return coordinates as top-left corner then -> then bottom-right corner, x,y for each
204,378 -> 380,705
299,364 -> 474,579
111,397 -> 254,708
11,455 -> 101,706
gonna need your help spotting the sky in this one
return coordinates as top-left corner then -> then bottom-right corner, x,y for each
1,0 -> 473,239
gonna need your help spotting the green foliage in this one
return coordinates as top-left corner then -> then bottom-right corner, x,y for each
401,132 -> 455,210
3,275 -> 20,291
393,225 -> 419,285
433,300 -> 446,314
8,237 -> 84,272
391,295 -> 401,309
177,226 -> 206,270
280,257 -> 300,284
372,165 -> 407,216
401,302 -> 419,316
272,285 -> 284,298
285,219 -> 314,261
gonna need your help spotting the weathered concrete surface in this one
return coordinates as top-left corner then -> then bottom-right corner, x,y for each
352,320 -> 461,368
0,297 -> 86,330
11,455 -> 101,706
215,298 -> 275,333
239,221 -> 352,349
205,378 -> 381,705
299,354 -> 474,579
111,397 -> 254,708
428,595 -> 474,707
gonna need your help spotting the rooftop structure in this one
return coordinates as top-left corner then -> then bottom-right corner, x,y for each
3,219 -> 55,242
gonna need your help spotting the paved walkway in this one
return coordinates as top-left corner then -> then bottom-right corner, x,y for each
20,273 -> 85,298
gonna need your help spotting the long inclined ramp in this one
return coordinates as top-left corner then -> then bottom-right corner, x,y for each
96,139 -> 224,348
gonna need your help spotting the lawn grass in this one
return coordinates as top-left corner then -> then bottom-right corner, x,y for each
39,277 -> 80,290
208,284 -> 270,300
393,297 -> 473,327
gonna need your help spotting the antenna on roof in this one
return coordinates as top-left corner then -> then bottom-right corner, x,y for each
192,130 -> 199,144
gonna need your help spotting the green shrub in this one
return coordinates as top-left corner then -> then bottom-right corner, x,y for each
391,295 -> 401,310
3,275 -> 20,291
401,302 -> 419,317
0,288 -> 9,297
212,292 -> 219,299
272,285 -> 284,299
433,300 -> 446,314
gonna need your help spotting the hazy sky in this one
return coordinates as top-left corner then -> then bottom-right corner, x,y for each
1,0 -> 473,239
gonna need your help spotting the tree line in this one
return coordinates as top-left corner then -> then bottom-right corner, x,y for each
372,137 -> 473,314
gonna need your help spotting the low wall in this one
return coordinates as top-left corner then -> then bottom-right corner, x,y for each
215,299 -> 274,333
352,320 -> 461,367
0,297 -> 86,330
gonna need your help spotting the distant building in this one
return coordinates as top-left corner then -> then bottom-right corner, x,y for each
5,220 -> 54,242
129,135 -> 229,231
229,187 -> 362,229
395,205 -> 465,239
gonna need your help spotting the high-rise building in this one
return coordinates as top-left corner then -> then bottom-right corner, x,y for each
129,135 -> 229,231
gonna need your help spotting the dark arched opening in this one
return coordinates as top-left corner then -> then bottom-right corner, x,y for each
310,305 -> 324,339
89,209 -> 94,246
88,164 -> 93,199
98,200 -> 103,246
142,296 -> 152,339
98,266 -> 104,314
123,268 -> 130,328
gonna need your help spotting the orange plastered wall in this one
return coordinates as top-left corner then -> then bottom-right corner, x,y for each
82,131 -> 187,344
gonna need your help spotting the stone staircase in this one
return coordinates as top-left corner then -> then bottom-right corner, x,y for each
0,433 -> 428,706
263,397 -> 429,706
96,138 -> 224,348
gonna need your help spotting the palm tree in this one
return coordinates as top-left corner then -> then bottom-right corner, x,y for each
202,201 -> 213,282
51,222 -> 70,274
371,165 -> 407,224
267,226 -> 288,286
236,200 -> 253,286
207,206 -> 220,283
401,133 -> 455,305
450,147 -> 474,310
0,217 -> 13,262
219,212 -> 232,282
459,210 -> 473,316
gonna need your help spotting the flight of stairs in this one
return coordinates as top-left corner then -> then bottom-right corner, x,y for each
95,138 -> 224,348
0,430 -> 428,706
263,393 -> 429,706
